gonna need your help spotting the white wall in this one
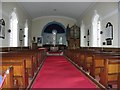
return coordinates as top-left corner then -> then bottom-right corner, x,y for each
0,1 -> 2,47
79,2 -> 118,48
0,0 -> 2,25
31,16 -> 77,45
0,2 -> 32,47
118,2 -> 120,47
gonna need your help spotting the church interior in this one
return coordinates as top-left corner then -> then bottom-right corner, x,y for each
0,1 -> 120,89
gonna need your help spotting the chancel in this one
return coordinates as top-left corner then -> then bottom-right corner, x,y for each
42,21 -> 66,51
0,1 -> 120,90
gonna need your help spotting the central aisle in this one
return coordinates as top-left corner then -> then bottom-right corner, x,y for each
32,56 -> 98,88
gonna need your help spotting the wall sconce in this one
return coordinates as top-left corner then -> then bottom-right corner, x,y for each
23,35 -> 26,38
100,31 -> 103,34
19,29 -> 23,41
87,29 -> 89,35
8,29 -> 11,33
103,42 -> 105,45
84,36 -> 86,38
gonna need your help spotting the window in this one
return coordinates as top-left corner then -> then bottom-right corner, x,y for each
24,20 -> 28,47
92,10 -> 101,47
97,20 -> 101,46
80,21 -> 86,47
9,8 -> 18,47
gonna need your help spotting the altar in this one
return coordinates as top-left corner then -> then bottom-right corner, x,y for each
43,44 -> 66,52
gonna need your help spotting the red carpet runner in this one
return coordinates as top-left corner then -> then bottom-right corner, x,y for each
32,56 -> 98,88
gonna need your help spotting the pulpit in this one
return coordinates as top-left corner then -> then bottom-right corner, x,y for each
67,24 -> 80,49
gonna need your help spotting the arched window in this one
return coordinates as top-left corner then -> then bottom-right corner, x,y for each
92,10 -> 101,47
9,8 -> 18,47
97,20 -> 101,46
80,21 -> 86,47
24,20 -> 28,47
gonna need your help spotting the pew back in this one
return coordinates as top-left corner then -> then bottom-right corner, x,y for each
99,57 -> 120,88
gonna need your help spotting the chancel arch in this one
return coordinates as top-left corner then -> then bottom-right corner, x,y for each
42,21 -> 66,46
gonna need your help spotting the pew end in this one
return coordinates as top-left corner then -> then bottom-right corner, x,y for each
0,66 -> 14,89
1,60 -> 28,88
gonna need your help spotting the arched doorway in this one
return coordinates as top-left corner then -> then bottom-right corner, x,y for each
42,21 -> 66,51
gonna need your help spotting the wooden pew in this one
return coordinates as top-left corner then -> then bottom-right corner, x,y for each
38,48 -> 47,61
0,66 -> 14,89
99,56 -> 120,88
82,50 -> 95,71
1,60 -> 28,88
1,48 -> 46,78
0,48 -> 46,88
90,53 -> 104,78
13,49 -> 46,72
73,49 -> 80,64
64,48 -> 120,89
64,49 -> 87,68
90,52 -> 120,78
11,49 -> 46,70
11,50 -> 38,70
76,51 -> 81,65
2,52 -> 35,78
118,71 -> 120,90
77,50 -> 86,67
2,49 -> 45,77
72,49 -> 87,67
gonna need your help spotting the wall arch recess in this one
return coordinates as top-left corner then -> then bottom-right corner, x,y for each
42,21 -> 67,46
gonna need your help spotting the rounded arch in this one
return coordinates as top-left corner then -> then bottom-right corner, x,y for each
42,21 -> 67,45
42,21 -> 66,34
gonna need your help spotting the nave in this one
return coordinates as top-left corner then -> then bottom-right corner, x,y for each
0,48 -> 120,90
0,1 -> 120,90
